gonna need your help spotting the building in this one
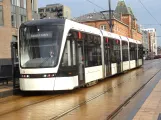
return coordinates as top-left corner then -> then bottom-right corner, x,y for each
143,28 -> 157,55
141,30 -> 150,57
74,0 -> 142,41
157,46 -> 161,55
0,0 -> 38,61
38,4 -> 71,19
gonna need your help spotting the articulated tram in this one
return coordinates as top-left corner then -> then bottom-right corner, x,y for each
18,19 -> 143,91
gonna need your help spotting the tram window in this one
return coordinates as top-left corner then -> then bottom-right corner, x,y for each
138,44 -> 143,59
109,38 -> 121,63
61,40 -> 70,66
61,30 -> 77,67
72,40 -> 76,65
122,41 -> 128,61
84,34 -> 101,67
130,43 -> 137,60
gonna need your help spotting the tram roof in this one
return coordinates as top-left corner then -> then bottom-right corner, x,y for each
65,19 -> 102,35
136,40 -> 142,44
128,38 -> 137,43
120,36 -> 128,42
21,19 -> 66,27
101,31 -> 121,40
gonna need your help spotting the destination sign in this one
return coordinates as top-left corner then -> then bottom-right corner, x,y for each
27,32 -> 53,39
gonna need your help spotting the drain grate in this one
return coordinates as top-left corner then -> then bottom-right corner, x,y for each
157,113 -> 161,120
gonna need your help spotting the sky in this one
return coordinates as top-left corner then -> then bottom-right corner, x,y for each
38,0 -> 161,46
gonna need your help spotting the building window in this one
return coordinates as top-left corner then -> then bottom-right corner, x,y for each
18,0 -> 26,8
11,13 -> 16,27
11,0 -> 26,8
11,0 -> 17,5
20,15 -> 26,24
100,25 -> 107,30
0,6 -> 3,26
12,36 -> 17,41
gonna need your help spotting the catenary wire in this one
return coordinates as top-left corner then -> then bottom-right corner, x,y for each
137,0 -> 161,27
84,0 -> 111,31
85,0 -> 106,11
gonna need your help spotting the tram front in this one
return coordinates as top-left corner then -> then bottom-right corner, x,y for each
19,19 -> 65,91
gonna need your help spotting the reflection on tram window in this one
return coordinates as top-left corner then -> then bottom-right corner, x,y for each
104,37 -> 121,63
122,41 -> 128,61
20,25 -> 64,68
61,30 -> 76,67
138,44 -> 143,59
84,34 -> 101,67
130,42 -> 137,60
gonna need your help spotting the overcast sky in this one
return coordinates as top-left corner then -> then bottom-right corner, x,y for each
38,0 -> 161,46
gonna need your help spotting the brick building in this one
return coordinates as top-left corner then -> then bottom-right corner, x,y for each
74,0 -> 142,41
0,0 -> 38,62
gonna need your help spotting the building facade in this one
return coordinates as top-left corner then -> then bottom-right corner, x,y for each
0,0 -> 38,60
38,4 -> 71,19
143,28 -> 157,55
74,0 -> 142,41
141,30 -> 150,57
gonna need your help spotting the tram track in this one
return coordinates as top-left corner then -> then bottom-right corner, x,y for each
49,60 -> 160,120
106,65 -> 161,120
0,59 -> 158,118
0,93 -> 64,116
0,60 -> 155,106
0,60 -> 153,105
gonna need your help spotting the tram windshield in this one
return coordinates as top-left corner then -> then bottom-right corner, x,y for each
19,25 -> 64,68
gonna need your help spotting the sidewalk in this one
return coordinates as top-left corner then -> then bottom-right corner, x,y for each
0,82 -> 14,98
133,80 -> 161,120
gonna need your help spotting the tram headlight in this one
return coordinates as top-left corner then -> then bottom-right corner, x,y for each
26,75 -> 30,78
43,75 -> 47,78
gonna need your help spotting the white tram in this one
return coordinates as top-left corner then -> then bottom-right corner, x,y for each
18,19 -> 143,91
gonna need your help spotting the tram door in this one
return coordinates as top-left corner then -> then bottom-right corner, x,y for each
77,41 -> 85,86
104,38 -> 111,77
117,56 -> 121,73
116,40 -> 121,73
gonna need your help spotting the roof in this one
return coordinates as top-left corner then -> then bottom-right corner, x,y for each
115,0 -> 136,19
115,0 -> 131,15
128,7 -> 136,20
73,11 -> 121,22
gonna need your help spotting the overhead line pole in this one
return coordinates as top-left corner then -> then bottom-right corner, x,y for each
108,0 -> 113,32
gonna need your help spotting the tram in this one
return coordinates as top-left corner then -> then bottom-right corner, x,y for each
18,19 -> 143,91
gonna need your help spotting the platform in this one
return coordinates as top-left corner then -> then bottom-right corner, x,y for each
0,82 -> 14,98
133,80 -> 161,120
